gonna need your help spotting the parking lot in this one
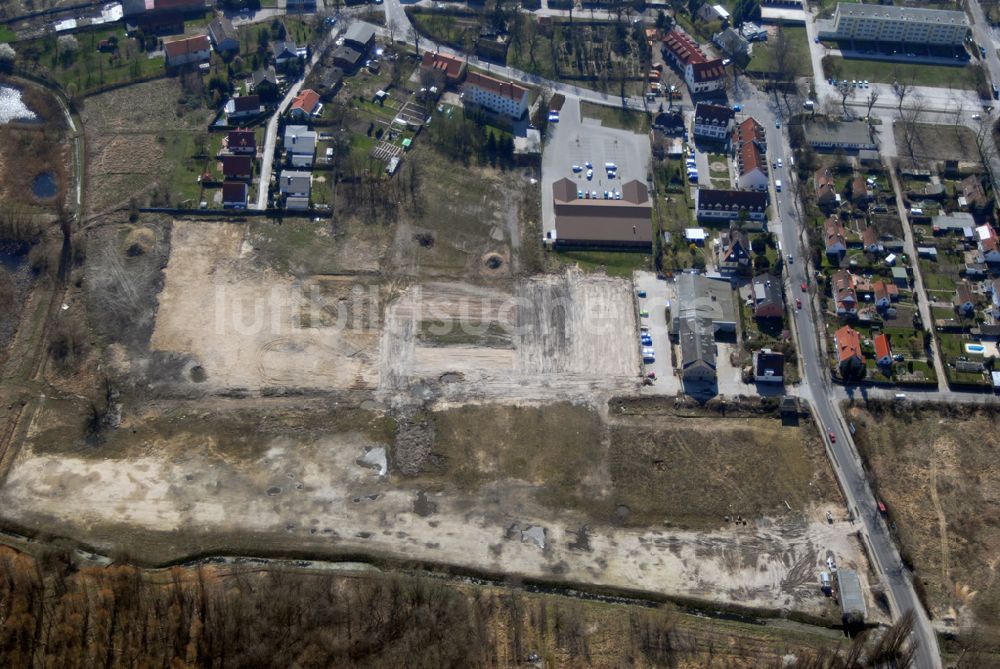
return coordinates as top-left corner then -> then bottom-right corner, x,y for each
634,271 -> 681,396
541,96 -> 652,236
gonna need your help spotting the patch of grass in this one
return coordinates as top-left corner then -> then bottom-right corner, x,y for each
825,55 -> 984,90
417,320 -> 513,348
556,250 -> 650,277
0,25 -> 16,43
580,101 -> 650,134
246,218 -> 344,274
747,26 -> 811,77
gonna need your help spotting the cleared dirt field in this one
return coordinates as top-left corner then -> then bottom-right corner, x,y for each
0,398 -> 861,621
847,402 -> 1000,642
81,79 -> 212,215
893,123 -> 983,164
151,222 -> 638,399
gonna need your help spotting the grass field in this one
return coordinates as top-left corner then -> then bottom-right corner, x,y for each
420,400 -> 840,529
825,56 -> 985,90
747,26 -> 811,77
580,101 -> 650,134
555,250 -> 651,277
847,403 -> 1000,649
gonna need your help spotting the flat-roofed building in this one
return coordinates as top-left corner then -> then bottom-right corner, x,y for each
817,3 -> 969,46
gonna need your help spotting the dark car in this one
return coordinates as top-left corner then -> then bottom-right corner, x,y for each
828,430 -> 836,443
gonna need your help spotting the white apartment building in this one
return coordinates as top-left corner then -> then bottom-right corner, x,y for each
817,3 -> 969,46
463,71 -> 529,119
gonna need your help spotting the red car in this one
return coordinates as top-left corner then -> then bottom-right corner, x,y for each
828,430 -> 837,443
801,281 -> 808,292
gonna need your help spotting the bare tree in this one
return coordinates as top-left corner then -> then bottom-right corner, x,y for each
892,66 -> 914,116
899,93 -> 926,159
407,25 -> 421,56
837,80 -> 855,117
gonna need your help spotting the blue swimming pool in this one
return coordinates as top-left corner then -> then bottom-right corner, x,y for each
965,343 -> 986,354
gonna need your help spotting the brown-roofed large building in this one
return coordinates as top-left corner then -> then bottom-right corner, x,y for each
833,269 -> 858,318
227,129 -> 256,155
463,71 -> 529,119
420,51 -> 467,86
551,178 -> 652,250
163,34 -> 210,67
695,189 -> 768,222
222,155 -> 253,181
662,30 -> 726,94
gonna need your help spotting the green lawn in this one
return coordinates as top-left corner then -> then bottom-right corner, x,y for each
21,29 -> 165,95
579,101 -> 650,134
0,26 -> 16,43
746,26 -> 811,77
556,250 -> 651,277
825,56 -> 985,90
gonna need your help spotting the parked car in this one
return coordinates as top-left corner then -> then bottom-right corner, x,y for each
637,289 -> 647,298
801,281 -> 808,292
828,430 -> 836,443
795,298 -> 802,309
787,254 -> 793,264
732,104 -> 742,112
639,309 -> 649,317
992,83 -> 999,99
641,335 -> 653,346
775,119 -> 781,128
586,169 -> 594,180
572,164 -> 582,172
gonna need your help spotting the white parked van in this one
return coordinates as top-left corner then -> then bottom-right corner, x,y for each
775,179 -> 782,192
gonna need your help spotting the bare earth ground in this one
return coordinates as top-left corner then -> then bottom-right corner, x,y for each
151,221 -> 639,402
847,403 -> 1000,641
0,396 -> 864,622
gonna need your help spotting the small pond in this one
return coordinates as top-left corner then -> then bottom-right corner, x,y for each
32,172 -> 58,200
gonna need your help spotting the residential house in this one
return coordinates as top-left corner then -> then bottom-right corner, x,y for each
695,189 -> 768,222
222,155 -> 253,181
873,333 -> 893,369
713,27 -> 751,61
208,17 -> 239,54
699,3 -> 729,22
833,270 -> 858,318
279,170 -> 311,197
752,273 -> 785,319
463,71 -> 529,120
754,349 -> 785,383
284,125 -> 317,168
932,211 -> 976,237
271,40 -> 299,66
955,281 -> 975,316
251,66 -> 279,101
226,95 -> 262,122
976,223 -> 1000,263
693,103 -> 735,142
824,217 -> 848,260
862,226 -> 882,254
227,129 -> 256,155
420,51 -> 467,86
289,88 -> 322,120
815,168 -> 837,209
163,35 -> 210,68
654,109 -> 685,134
343,21 -> 377,53
891,266 -> 909,288
834,325 -> 865,379
741,22 -> 768,41
662,30 -> 726,95
873,280 -> 891,311
959,174 -> 993,213
736,141 -> 769,190
333,45 -> 364,70
718,228 -> 751,275
222,181 -> 248,209
850,175 -> 870,206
